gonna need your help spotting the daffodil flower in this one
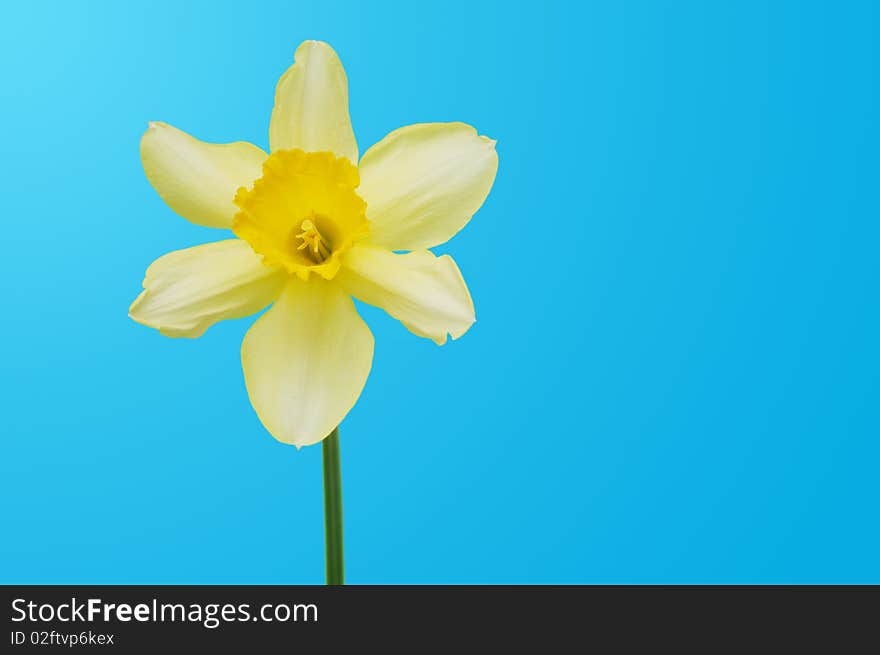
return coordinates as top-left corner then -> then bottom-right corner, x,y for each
129,41 -> 498,448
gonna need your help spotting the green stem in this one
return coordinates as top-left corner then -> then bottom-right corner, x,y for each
322,426 -> 344,585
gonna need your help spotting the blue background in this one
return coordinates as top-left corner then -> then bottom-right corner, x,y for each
1,1 -> 877,583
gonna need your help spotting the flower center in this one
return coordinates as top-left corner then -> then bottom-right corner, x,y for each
232,150 -> 368,280
295,216 -> 331,263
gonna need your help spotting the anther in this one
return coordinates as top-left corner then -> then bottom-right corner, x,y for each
295,218 -> 331,263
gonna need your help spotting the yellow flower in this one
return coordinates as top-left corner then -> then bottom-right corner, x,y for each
129,40 -> 498,447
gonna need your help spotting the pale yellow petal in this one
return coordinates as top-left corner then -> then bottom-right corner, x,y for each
268,40 -> 358,162
129,239 -> 286,338
338,244 -> 475,346
140,122 -> 267,228
357,122 -> 498,250
241,278 -> 374,446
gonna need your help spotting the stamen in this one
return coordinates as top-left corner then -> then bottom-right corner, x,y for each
295,218 -> 331,263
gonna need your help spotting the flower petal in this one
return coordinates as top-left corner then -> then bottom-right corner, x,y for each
269,40 -> 358,162
338,245 -> 475,346
141,122 -> 268,228
129,239 -> 285,338
357,122 -> 498,251
241,278 -> 374,447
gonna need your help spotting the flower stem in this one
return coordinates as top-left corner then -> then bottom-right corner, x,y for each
322,426 -> 344,585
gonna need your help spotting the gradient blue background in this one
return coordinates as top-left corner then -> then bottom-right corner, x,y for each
1,1 -> 877,583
